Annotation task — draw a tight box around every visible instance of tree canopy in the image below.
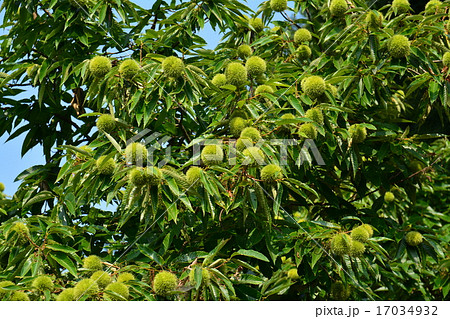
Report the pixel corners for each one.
[0,0,449,301]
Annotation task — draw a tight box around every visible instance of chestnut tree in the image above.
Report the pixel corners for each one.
[0,0,449,301]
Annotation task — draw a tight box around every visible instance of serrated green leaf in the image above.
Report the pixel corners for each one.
[49,251,77,277]
[231,249,269,262]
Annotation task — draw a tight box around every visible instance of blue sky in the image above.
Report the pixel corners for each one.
[0,0,285,195]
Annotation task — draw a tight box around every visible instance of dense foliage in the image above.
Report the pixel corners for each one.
[0,0,449,301]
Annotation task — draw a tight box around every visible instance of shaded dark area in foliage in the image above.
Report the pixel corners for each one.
[368,0,428,12]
